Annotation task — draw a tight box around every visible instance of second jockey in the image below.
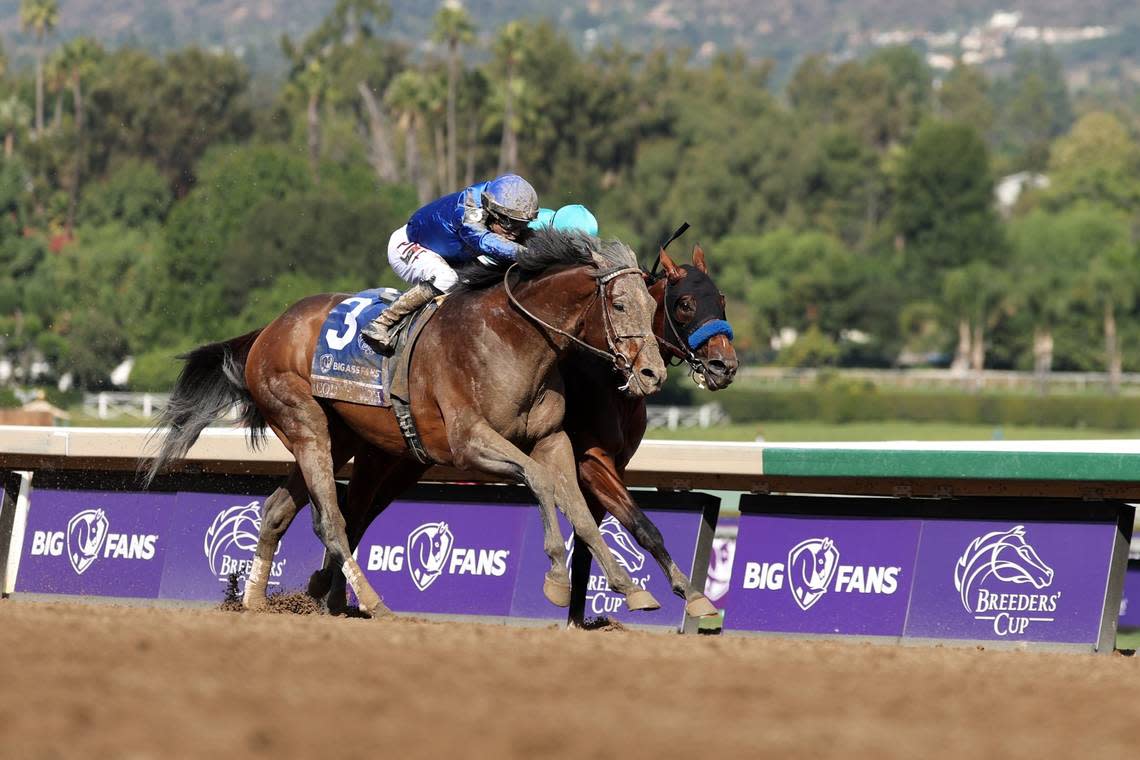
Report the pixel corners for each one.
[361,173,539,352]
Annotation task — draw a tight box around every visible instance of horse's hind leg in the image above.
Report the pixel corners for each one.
[244,466,309,610]
[246,414,360,611]
[319,456,429,614]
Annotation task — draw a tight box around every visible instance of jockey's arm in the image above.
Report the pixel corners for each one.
[456,189,526,263]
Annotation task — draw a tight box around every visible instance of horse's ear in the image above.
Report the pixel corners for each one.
[660,248,684,284]
[692,243,708,274]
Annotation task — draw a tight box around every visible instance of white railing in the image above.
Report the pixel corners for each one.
[737,367,1140,394]
[82,392,172,420]
[645,402,728,430]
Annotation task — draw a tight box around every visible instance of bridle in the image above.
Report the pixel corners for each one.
[502,262,651,390]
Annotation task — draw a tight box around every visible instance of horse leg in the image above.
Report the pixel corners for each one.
[578,448,717,617]
[447,418,574,606]
[260,384,390,618]
[530,432,660,612]
[247,413,360,611]
[320,454,428,614]
[243,465,309,611]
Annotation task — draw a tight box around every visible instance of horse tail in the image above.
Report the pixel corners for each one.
[141,328,266,487]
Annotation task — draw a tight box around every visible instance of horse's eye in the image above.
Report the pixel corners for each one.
[679,299,695,313]
[613,301,626,312]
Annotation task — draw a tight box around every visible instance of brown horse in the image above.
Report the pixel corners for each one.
[145,230,667,617]
[312,243,738,618]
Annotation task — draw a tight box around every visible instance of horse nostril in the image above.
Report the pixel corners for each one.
[640,367,662,387]
[708,359,738,378]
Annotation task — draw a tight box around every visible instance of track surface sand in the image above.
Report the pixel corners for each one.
[1,601,1137,759]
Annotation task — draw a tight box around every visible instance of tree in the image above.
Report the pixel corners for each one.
[20,0,58,140]
[432,1,475,190]
[54,36,105,233]
[892,120,1006,299]
[494,21,526,174]
[938,63,993,135]
[0,95,31,158]
[386,69,432,202]
[1045,112,1140,213]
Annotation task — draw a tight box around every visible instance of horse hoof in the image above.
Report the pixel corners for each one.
[543,577,572,608]
[685,595,718,618]
[626,589,661,612]
[243,596,268,612]
[364,600,394,620]
[306,569,333,600]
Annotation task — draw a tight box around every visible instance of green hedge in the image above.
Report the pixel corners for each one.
[717,386,1140,430]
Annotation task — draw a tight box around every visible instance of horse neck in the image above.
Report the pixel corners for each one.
[508,265,600,359]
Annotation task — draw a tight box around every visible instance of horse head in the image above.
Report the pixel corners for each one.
[653,244,738,390]
[510,229,665,397]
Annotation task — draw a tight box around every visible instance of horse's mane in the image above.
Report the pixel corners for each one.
[454,227,638,292]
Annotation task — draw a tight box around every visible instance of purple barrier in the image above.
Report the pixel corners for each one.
[16,489,174,598]
[704,518,736,609]
[354,498,529,616]
[509,491,719,629]
[725,515,920,636]
[158,492,327,602]
[904,520,1115,644]
[727,496,1132,651]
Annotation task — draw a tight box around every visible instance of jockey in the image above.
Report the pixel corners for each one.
[362,174,539,352]
[528,204,599,236]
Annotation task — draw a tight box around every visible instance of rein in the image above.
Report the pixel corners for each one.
[502,263,648,384]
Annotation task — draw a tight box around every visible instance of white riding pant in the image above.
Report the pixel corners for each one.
[387,225,459,293]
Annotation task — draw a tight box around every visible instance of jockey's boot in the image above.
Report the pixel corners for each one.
[361,282,439,355]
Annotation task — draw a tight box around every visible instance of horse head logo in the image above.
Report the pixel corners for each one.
[204,501,268,577]
[407,522,454,591]
[67,508,109,575]
[319,353,334,372]
[563,515,646,574]
[787,537,840,611]
[704,537,736,602]
[954,525,1054,612]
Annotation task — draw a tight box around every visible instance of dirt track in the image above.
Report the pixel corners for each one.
[1,601,1138,759]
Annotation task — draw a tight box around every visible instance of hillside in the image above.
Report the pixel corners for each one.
[0,0,1137,84]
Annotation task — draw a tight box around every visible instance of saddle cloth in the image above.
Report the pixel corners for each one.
[310,288,399,406]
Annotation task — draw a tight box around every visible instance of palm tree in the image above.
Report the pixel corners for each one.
[55,36,104,232]
[431,1,474,190]
[386,69,431,203]
[493,21,526,175]
[20,0,59,139]
[44,52,65,131]
[0,95,32,157]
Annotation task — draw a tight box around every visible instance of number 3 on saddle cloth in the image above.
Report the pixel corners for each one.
[310,287,441,412]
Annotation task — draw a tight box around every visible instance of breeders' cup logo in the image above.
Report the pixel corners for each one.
[67,509,109,575]
[204,502,285,585]
[319,353,334,372]
[407,522,455,591]
[563,516,652,615]
[705,536,736,603]
[564,516,646,574]
[954,525,1058,636]
[787,537,840,611]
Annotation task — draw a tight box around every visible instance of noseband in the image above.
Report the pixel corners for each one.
[502,263,650,388]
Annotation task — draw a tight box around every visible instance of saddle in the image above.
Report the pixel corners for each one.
[311,289,442,463]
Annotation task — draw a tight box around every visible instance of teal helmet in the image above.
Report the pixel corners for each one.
[528,204,598,236]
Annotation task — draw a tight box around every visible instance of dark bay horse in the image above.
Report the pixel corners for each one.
[314,244,738,618]
[145,230,667,617]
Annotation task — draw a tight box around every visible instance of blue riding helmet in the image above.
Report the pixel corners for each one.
[528,204,599,236]
[481,174,539,223]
